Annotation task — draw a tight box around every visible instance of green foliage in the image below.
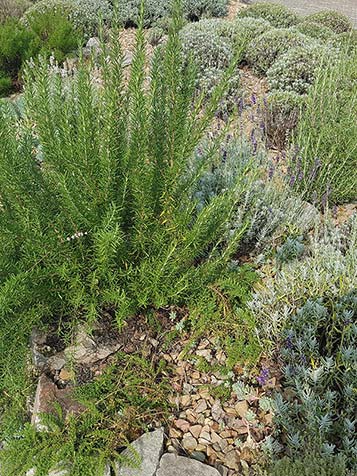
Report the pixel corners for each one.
[0,73,12,96]
[306,10,352,34]
[246,28,309,75]
[269,453,347,476]
[183,0,228,20]
[276,235,304,263]
[237,2,300,28]
[274,292,357,467]
[0,18,36,81]
[293,20,336,41]
[292,46,357,203]
[264,90,305,149]
[26,10,82,63]
[1,353,171,476]
[266,44,332,95]
[0,3,249,454]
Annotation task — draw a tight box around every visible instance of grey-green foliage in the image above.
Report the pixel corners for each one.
[264,90,305,148]
[293,20,336,40]
[191,16,272,43]
[246,28,309,75]
[116,0,228,27]
[180,22,241,112]
[274,292,357,467]
[269,453,347,476]
[266,44,332,95]
[180,22,233,72]
[23,0,113,36]
[276,235,305,263]
[306,10,353,33]
[237,2,300,28]
[191,138,318,253]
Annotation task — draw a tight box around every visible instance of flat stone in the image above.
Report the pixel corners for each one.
[31,375,86,431]
[182,434,198,452]
[156,454,221,476]
[115,428,164,476]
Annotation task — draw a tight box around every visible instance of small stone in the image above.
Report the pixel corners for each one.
[224,450,239,470]
[174,419,190,433]
[196,349,212,362]
[183,383,194,394]
[235,401,249,418]
[195,399,207,414]
[191,451,206,463]
[211,400,225,423]
[189,425,202,439]
[199,431,211,442]
[211,431,221,444]
[169,428,182,439]
[48,355,66,372]
[182,434,198,452]
[156,454,221,476]
[181,395,191,407]
[191,371,201,379]
[59,368,74,381]
[186,410,198,423]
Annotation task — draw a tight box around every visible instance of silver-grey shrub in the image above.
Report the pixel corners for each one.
[237,2,300,28]
[305,10,353,34]
[246,28,309,75]
[292,20,336,41]
[250,216,357,345]
[266,44,330,95]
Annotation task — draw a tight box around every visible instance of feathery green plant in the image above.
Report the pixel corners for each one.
[0,1,249,471]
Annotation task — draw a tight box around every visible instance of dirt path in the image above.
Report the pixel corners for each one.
[247,0,357,27]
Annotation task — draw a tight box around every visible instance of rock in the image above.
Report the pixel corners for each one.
[31,375,86,431]
[30,328,49,371]
[182,434,198,452]
[115,428,164,476]
[234,401,248,418]
[211,400,225,423]
[64,327,121,366]
[83,37,101,58]
[157,454,221,476]
[189,425,202,439]
[223,450,239,471]
[174,419,190,432]
[47,354,66,372]
[191,451,206,463]
[194,400,207,414]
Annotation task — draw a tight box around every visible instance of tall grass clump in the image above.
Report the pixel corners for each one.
[292,44,357,204]
[0,3,252,470]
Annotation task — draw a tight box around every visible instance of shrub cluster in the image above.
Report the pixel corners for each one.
[117,0,228,27]
[266,44,328,95]
[237,2,300,28]
[293,20,336,40]
[245,28,309,75]
[306,10,353,34]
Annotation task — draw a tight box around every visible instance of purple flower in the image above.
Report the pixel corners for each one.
[268,164,275,180]
[257,368,270,386]
[250,128,257,154]
[251,94,257,105]
[289,175,296,187]
[238,97,244,116]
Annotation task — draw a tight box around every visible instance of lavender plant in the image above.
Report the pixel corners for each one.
[293,20,336,41]
[274,292,357,467]
[264,90,305,149]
